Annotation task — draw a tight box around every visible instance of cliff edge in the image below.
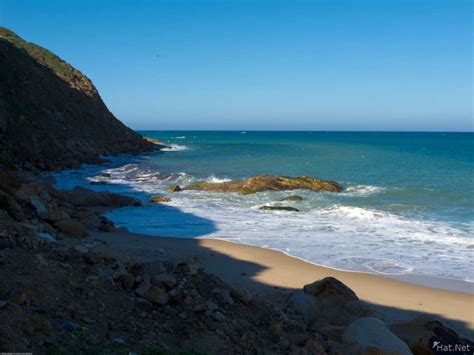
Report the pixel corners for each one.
[0,27,156,170]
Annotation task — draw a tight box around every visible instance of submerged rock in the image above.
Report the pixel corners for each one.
[260,205,300,212]
[166,185,182,193]
[280,195,303,201]
[185,175,342,194]
[149,195,172,203]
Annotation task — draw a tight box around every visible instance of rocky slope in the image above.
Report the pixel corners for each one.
[0,27,156,170]
[1,166,472,354]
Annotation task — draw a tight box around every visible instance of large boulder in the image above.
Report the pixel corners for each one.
[302,277,371,326]
[185,175,342,194]
[390,316,474,355]
[343,317,412,355]
[54,219,87,238]
[304,277,358,304]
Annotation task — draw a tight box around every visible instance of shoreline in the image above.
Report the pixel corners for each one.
[81,228,474,338]
[205,236,474,295]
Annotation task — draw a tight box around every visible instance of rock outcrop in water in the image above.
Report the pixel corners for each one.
[0,27,156,170]
[185,175,342,194]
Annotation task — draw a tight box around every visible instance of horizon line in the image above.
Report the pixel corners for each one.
[135,129,474,133]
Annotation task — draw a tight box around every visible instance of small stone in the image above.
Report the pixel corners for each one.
[193,304,208,313]
[134,298,153,311]
[120,273,135,290]
[54,219,87,238]
[146,287,169,305]
[221,289,234,305]
[35,317,52,332]
[8,290,27,305]
[150,273,177,289]
[112,336,125,344]
[305,339,326,354]
[83,252,100,265]
[5,303,23,316]
[178,312,188,319]
[81,317,96,324]
[98,223,116,232]
[36,254,48,266]
[207,302,218,312]
[59,320,79,331]
[163,306,178,316]
[212,311,226,322]
[187,264,199,275]
[271,321,284,339]
[35,232,57,243]
[281,195,303,201]
[135,281,151,298]
[74,245,90,254]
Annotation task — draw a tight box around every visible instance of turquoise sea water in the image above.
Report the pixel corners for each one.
[54,131,474,281]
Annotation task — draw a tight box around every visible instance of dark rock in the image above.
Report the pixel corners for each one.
[303,277,358,304]
[150,273,177,289]
[146,287,169,305]
[134,298,153,311]
[81,317,96,324]
[260,205,300,212]
[281,195,303,201]
[58,320,80,331]
[98,222,116,232]
[135,281,151,298]
[54,219,87,238]
[90,181,107,185]
[7,289,26,305]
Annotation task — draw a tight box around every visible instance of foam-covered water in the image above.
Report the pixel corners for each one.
[53,131,474,282]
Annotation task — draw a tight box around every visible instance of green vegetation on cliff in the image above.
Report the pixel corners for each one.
[0,26,96,96]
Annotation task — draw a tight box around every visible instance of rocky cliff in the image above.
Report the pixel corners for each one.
[0,27,156,170]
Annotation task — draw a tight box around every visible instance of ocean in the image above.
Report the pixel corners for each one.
[53,131,474,282]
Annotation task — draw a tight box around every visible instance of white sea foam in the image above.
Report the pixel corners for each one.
[206,175,231,183]
[342,184,387,196]
[52,161,474,282]
[107,188,473,281]
[161,144,189,152]
[174,136,186,139]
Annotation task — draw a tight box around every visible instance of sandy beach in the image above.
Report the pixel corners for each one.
[82,229,474,339]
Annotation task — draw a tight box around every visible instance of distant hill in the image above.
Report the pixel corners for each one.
[0,27,156,170]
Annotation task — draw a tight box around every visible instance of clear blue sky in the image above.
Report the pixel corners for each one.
[0,0,472,131]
